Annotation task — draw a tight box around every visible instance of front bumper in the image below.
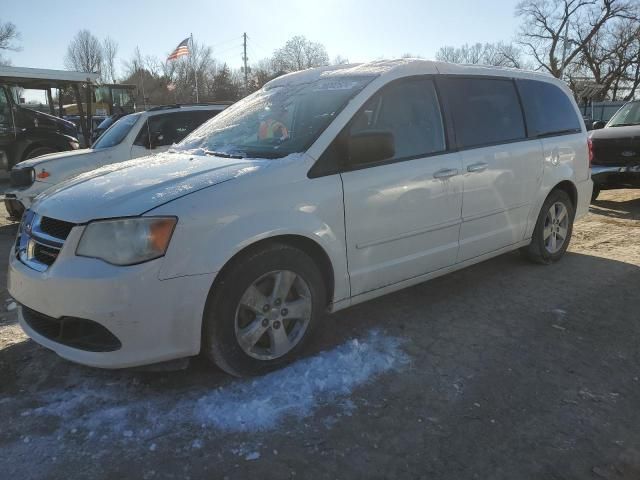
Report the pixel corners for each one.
[8,226,215,368]
[3,180,53,217]
[591,164,640,188]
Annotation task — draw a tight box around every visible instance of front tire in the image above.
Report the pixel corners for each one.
[591,185,601,202]
[202,243,327,377]
[520,189,575,265]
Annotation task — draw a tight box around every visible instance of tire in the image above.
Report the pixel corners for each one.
[24,146,57,160]
[202,243,327,377]
[591,185,601,202]
[520,189,575,265]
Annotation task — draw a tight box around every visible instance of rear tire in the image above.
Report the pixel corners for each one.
[24,146,57,160]
[520,189,575,265]
[202,243,327,377]
[591,185,601,202]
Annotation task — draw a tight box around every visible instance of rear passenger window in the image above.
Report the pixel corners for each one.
[517,80,581,137]
[440,78,526,149]
[350,78,446,160]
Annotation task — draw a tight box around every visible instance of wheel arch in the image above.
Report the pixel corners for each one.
[210,233,336,309]
[21,143,58,161]
[552,180,578,208]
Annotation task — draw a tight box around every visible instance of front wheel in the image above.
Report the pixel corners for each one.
[202,243,327,377]
[520,189,575,265]
[591,185,601,202]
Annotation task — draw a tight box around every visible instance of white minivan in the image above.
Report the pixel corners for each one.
[8,60,592,376]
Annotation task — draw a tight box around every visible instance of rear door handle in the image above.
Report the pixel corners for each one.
[467,162,488,173]
[433,168,459,179]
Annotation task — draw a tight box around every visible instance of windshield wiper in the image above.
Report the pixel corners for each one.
[203,150,245,159]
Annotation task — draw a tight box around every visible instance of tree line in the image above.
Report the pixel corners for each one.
[436,0,640,101]
[62,31,336,107]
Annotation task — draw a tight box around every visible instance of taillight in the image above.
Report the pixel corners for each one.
[587,137,593,167]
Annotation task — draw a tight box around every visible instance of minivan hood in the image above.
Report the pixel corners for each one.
[15,148,96,169]
[32,151,269,223]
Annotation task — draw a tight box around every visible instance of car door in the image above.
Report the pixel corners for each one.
[438,76,542,262]
[340,77,464,296]
[0,86,16,169]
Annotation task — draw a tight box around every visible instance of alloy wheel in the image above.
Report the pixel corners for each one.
[234,270,312,360]
[543,201,569,254]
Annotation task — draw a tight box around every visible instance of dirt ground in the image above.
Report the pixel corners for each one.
[0,189,639,480]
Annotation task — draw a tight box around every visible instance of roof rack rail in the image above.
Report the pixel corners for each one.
[147,101,235,112]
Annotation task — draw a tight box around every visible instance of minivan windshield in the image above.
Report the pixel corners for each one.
[607,101,640,127]
[175,75,375,158]
[92,113,141,149]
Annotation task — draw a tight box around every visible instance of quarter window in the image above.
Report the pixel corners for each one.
[440,77,526,149]
[517,79,581,137]
[350,78,446,161]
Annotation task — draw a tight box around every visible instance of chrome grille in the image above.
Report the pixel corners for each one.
[16,211,76,271]
[39,216,75,240]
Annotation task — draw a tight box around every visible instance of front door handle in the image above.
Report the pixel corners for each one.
[467,162,489,173]
[433,168,459,179]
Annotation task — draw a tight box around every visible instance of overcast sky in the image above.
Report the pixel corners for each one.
[6,0,521,73]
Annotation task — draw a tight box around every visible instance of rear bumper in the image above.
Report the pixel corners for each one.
[575,178,593,220]
[591,164,640,188]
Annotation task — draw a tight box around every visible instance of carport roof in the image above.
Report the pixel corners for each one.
[0,66,99,89]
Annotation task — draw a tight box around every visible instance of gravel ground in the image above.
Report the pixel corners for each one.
[0,189,639,480]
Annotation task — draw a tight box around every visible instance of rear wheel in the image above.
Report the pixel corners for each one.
[24,146,57,160]
[520,189,575,265]
[202,243,326,377]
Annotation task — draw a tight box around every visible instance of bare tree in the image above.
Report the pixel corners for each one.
[272,36,329,73]
[436,42,526,68]
[0,20,20,65]
[64,30,103,76]
[332,55,350,65]
[102,37,118,83]
[577,18,640,99]
[515,0,639,78]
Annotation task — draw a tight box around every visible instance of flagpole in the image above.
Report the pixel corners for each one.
[191,33,199,103]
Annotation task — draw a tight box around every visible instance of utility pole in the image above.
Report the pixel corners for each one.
[242,32,249,94]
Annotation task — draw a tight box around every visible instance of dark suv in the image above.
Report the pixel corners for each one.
[0,85,80,171]
[589,100,640,201]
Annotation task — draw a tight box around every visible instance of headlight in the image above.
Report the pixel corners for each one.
[76,217,177,266]
[69,140,80,150]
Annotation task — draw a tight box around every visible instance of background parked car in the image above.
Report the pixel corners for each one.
[0,84,79,173]
[4,103,229,218]
[589,100,640,201]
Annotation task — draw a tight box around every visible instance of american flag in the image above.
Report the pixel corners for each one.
[167,38,190,61]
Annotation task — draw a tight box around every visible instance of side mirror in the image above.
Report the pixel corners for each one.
[348,130,395,166]
[592,121,606,130]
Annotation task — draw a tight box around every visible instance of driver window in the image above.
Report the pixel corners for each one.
[134,114,177,149]
[350,78,446,160]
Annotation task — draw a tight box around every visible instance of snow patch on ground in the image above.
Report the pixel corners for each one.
[195,330,405,431]
[4,329,407,451]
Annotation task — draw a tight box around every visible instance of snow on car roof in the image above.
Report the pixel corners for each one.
[265,58,566,91]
